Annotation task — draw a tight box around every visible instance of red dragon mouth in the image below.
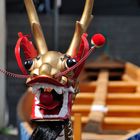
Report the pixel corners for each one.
[27,76,74,121]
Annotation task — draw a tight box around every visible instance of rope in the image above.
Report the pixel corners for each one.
[0,68,29,79]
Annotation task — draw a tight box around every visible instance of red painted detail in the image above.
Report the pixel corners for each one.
[91,33,106,47]
[15,32,38,75]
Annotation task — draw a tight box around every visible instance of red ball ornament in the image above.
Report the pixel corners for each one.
[91,33,106,48]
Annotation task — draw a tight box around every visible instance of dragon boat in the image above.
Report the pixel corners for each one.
[17,55,140,140]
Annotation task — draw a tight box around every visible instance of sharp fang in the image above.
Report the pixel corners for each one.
[54,88,63,95]
[32,88,37,94]
[32,83,75,95]
[68,86,75,93]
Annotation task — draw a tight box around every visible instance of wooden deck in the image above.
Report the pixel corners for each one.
[72,61,140,139]
[16,60,140,140]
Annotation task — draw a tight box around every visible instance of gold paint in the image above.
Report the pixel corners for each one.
[67,0,94,57]
[24,0,94,87]
[34,57,42,69]
[27,51,67,82]
[66,22,83,57]
[80,0,94,31]
[39,63,51,75]
[32,23,47,55]
[30,68,39,76]
[24,0,48,55]
[60,76,68,85]
[51,68,59,76]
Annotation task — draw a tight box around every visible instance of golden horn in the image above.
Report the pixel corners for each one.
[24,0,48,55]
[66,0,94,57]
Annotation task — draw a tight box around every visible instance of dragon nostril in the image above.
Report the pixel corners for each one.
[24,60,33,70]
[66,58,77,67]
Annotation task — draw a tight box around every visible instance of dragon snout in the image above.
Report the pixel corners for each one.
[39,63,52,75]
[39,63,59,77]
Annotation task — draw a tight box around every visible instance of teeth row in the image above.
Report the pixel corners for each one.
[32,83,74,95]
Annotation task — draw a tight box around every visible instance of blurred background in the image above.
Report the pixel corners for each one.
[1,0,140,138]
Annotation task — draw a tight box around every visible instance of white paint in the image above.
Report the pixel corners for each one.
[91,105,108,113]
[0,0,8,127]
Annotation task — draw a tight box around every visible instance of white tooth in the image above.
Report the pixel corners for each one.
[32,89,35,93]
[68,86,74,93]
[51,85,55,90]
[58,89,63,94]
[32,89,38,94]
[53,87,57,92]
[35,85,39,90]
[36,91,40,100]
[45,84,49,89]
[44,83,47,88]
[55,88,62,94]
[36,90,40,95]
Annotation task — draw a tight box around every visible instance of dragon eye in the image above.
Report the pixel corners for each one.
[66,58,77,67]
[24,60,33,70]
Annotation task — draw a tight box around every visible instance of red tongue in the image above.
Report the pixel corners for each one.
[39,92,60,110]
[40,93,53,106]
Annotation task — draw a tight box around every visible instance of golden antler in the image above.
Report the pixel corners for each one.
[24,0,48,55]
[66,0,94,57]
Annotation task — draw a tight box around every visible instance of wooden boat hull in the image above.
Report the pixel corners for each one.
[17,61,140,140]
[17,91,33,140]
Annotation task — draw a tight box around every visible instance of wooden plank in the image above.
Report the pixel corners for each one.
[76,92,140,99]
[108,81,137,86]
[73,114,81,140]
[82,133,123,140]
[89,70,109,119]
[104,117,140,125]
[84,70,109,132]
[72,116,140,125]
[74,92,140,105]
[72,105,140,112]
[137,70,140,81]
[122,74,140,92]
[81,71,123,78]
[72,105,140,117]
[108,105,140,112]
[122,74,136,82]
[72,116,88,124]
[107,93,140,106]
[85,61,124,70]
[125,62,140,81]
[79,82,96,92]
[107,105,140,117]
[79,81,137,93]
[108,82,137,93]
[103,124,140,131]
[74,93,94,104]
[72,116,140,130]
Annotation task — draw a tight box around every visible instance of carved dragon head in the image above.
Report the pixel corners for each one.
[14,0,105,121]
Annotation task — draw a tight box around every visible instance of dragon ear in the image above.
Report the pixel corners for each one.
[15,32,38,74]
